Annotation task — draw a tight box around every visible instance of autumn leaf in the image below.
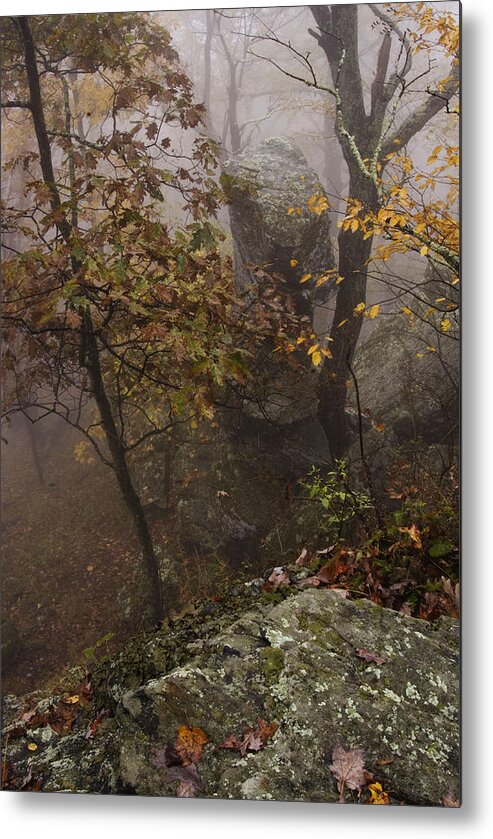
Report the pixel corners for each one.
[27,742,38,752]
[165,764,205,798]
[62,694,80,705]
[366,304,380,319]
[296,575,321,588]
[368,782,390,805]
[398,523,422,549]
[317,557,348,584]
[219,719,278,756]
[174,725,209,765]
[300,273,312,283]
[290,259,298,267]
[311,351,322,367]
[329,743,367,802]
[355,649,386,665]
[266,566,290,587]
[353,301,366,316]
[442,791,460,807]
[295,547,309,566]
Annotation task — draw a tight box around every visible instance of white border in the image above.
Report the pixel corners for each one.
[2,1,492,836]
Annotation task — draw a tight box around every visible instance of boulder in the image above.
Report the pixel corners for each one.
[223,137,335,322]
[3,578,459,805]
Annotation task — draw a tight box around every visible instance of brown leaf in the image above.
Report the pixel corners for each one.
[219,718,278,756]
[355,648,386,665]
[295,547,309,566]
[442,791,460,807]
[317,557,347,584]
[267,566,290,587]
[329,743,367,802]
[165,763,205,797]
[85,710,109,739]
[296,576,320,588]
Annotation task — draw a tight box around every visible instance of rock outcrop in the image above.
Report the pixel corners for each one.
[3,574,460,805]
[223,137,335,322]
[143,139,337,579]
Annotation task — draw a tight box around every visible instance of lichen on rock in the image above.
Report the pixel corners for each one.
[3,578,459,806]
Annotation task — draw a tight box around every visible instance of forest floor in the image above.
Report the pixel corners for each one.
[1,417,170,696]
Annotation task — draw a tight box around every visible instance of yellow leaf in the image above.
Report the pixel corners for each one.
[401,306,414,320]
[368,782,390,805]
[335,275,344,285]
[350,219,359,233]
[420,245,429,256]
[300,273,312,283]
[63,694,80,705]
[290,259,298,267]
[440,318,452,332]
[27,743,38,751]
[353,302,365,316]
[296,336,305,345]
[307,344,319,355]
[287,207,302,216]
[311,350,323,367]
[367,304,380,319]
[337,319,349,328]
[321,347,333,359]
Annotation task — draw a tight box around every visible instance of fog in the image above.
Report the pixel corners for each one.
[1,4,459,696]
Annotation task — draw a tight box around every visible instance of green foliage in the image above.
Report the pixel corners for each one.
[301,462,371,541]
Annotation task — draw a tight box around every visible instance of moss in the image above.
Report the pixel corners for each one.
[261,647,285,686]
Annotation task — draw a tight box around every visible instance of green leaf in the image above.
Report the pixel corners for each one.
[428,540,454,558]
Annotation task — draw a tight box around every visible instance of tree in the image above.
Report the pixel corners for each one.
[1,12,248,622]
[309,3,459,457]
[250,3,459,457]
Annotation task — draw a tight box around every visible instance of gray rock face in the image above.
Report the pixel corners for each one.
[353,313,459,447]
[158,139,336,568]
[3,583,459,805]
[224,137,335,321]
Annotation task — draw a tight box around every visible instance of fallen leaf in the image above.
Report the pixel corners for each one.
[442,791,460,807]
[86,564,94,572]
[317,557,348,584]
[295,547,309,566]
[267,566,290,587]
[219,718,278,757]
[329,743,367,802]
[376,758,394,766]
[368,781,390,805]
[165,763,205,797]
[174,725,209,766]
[27,742,38,752]
[85,710,109,739]
[398,523,422,549]
[296,576,321,588]
[330,588,350,599]
[62,694,80,705]
[216,490,229,497]
[355,649,386,665]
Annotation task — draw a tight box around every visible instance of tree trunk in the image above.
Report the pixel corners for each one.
[309,4,458,459]
[18,15,163,624]
[83,318,163,621]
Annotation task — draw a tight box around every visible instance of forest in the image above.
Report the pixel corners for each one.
[1,3,460,804]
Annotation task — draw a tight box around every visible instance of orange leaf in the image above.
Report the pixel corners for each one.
[174,725,209,765]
